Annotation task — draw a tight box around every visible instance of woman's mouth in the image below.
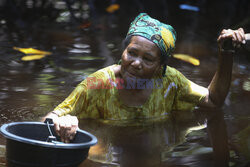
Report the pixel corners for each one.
[126,71,139,78]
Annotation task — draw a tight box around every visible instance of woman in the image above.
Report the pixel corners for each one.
[44,13,246,143]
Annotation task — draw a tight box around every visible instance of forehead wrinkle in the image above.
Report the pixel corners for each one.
[129,36,160,58]
[128,45,156,59]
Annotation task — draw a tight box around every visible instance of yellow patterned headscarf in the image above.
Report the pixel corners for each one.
[127,13,176,58]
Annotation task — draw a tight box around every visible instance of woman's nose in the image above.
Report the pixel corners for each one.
[131,58,142,69]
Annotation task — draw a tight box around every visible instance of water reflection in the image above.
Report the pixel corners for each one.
[68,48,91,54]
[77,109,230,167]
[243,78,250,91]
[80,118,184,167]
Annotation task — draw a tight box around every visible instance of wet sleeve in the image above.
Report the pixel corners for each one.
[52,81,89,117]
[52,69,109,118]
[172,70,208,111]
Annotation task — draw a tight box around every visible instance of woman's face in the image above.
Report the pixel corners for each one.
[120,36,161,80]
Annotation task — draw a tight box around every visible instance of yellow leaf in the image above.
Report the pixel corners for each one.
[21,55,46,61]
[106,4,120,13]
[173,54,200,66]
[13,47,52,55]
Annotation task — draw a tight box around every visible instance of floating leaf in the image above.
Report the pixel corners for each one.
[13,47,52,55]
[186,124,206,135]
[21,55,46,61]
[106,4,120,13]
[173,54,200,66]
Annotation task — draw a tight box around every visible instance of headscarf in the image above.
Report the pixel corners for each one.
[126,13,177,61]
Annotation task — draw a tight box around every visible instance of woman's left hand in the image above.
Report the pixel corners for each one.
[54,115,79,143]
[42,113,79,143]
[217,28,246,51]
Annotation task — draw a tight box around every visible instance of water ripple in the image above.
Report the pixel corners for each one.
[12,87,29,92]
[68,48,91,54]
[73,43,90,49]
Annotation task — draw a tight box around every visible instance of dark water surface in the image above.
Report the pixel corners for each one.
[0,0,250,167]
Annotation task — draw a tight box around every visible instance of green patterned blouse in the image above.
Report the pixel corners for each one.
[53,65,207,120]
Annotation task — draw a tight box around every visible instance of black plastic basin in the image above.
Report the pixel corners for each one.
[0,121,97,167]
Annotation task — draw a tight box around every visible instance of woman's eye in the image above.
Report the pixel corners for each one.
[144,57,153,62]
[128,51,136,57]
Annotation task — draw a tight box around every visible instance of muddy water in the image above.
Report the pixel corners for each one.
[0,0,250,167]
[77,112,225,167]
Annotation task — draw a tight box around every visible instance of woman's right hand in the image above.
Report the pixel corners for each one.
[43,112,79,143]
[217,28,246,51]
